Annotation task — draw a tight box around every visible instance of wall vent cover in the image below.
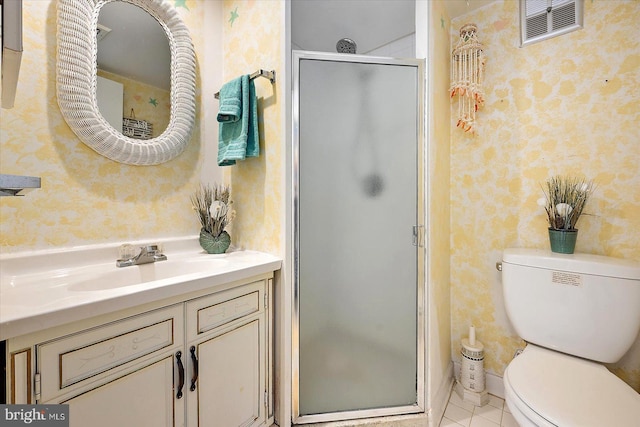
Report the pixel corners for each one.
[520,0,583,46]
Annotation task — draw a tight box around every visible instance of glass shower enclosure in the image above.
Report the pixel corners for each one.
[292,51,425,424]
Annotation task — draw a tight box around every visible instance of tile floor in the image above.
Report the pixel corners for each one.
[439,388,519,427]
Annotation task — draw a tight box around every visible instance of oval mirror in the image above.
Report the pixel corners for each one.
[57,0,196,165]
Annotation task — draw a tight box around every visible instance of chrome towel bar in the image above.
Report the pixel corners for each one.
[214,69,276,99]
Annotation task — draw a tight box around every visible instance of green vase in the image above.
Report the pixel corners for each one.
[548,228,578,254]
[199,229,231,254]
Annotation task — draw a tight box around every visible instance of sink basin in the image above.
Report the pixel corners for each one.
[1,256,228,293]
[68,257,229,291]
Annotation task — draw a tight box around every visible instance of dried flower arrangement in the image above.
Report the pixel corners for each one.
[538,176,594,230]
[191,183,235,253]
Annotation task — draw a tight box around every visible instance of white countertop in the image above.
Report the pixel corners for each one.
[0,237,282,341]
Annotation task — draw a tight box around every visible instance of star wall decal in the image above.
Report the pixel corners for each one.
[174,0,188,10]
[229,7,239,27]
[149,98,158,107]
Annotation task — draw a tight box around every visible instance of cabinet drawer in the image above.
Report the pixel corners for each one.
[187,280,265,340]
[37,304,182,402]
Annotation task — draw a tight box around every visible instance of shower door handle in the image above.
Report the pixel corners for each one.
[412,225,424,247]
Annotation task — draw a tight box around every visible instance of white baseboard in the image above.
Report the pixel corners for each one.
[453,361,504,399]
[430,361,454,427]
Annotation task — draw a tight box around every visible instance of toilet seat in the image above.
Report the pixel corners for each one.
[504,344,640,427]
[504,371,554,427]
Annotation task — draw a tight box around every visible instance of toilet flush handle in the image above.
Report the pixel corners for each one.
[496,261,502,271]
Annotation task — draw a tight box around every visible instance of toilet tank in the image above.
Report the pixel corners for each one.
[502,248,640,363]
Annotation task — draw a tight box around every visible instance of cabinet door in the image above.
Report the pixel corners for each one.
[37,304,182,403]
[63,355,183,427]
[191,319,265,427]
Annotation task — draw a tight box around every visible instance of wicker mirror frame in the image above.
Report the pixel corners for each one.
[56,0,196,165]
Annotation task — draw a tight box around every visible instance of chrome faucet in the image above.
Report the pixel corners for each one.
[116,244,167,268]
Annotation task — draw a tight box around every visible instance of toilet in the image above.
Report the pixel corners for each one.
[501,248,640,427]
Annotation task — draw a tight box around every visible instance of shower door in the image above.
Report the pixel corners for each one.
[293,51,424,424]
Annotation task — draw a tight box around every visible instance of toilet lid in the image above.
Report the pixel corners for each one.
[505,345,640,427]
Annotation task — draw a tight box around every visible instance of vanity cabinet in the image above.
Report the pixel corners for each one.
[5,273,274,427]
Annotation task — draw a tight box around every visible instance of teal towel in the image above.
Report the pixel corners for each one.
[216,77,242,123]
[217,75,260,166]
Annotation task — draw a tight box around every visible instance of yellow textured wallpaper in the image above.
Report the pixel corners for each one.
[0,0,208,252]
[450,0,640,390]
[221,0,284,256]
[429,0,452,389]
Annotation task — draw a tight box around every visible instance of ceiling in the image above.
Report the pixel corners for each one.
[292,0,415,54]
[291,0,498,54]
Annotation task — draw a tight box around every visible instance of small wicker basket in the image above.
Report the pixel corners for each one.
[123,110,153,140]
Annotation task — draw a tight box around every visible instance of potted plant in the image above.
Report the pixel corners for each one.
[191,183,235,254]
[538,175,594,254]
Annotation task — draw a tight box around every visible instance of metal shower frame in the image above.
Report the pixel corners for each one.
[291,50,426,425]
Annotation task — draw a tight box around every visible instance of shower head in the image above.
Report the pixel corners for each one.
[336,38,357,54]
[362,173,384,197]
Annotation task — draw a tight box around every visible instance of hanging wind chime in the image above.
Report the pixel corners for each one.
[450,23,486,133]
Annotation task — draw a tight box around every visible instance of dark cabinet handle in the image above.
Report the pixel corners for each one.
[190,345,199,392]
[176,351,185,399]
